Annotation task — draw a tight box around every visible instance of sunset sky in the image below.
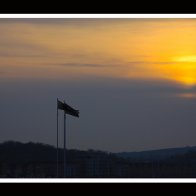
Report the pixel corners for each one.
[1,18,196,152]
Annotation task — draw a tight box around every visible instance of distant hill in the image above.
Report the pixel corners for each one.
[1,141,196,177]
[116,146,196,162]
[0,141,125,178]
[0,141,115,164]
[0,141,56,164]
[1,141,196,164]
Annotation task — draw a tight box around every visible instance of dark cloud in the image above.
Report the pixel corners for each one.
[0,18,145,25]
[58,63,116,68]
[0,40,57,59]
[57,61,175,69]
[1,18,196,26]
[0,18,133,28]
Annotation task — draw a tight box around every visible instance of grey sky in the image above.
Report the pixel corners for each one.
[0,77,196,152]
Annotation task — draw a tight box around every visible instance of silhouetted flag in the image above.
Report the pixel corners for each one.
[57,100,79,117]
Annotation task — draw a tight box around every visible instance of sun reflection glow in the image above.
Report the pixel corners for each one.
[175,93,196,99]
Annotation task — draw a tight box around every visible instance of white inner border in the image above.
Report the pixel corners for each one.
[0,14,196,183]
[0,178,196,183]
[0,14,196,18]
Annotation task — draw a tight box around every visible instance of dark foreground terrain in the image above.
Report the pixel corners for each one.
[1,141,196,178]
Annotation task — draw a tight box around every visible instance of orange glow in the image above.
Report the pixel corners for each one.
[1,19,196,86]
[159,62,196,86]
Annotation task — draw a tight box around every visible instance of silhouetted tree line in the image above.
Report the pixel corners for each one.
[0,141,196,178]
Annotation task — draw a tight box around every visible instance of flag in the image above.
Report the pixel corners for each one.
[57,99,79,117]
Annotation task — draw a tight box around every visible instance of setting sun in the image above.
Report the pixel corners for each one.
[174,56,196,63]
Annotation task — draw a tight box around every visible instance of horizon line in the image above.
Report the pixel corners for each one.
[1,140,195,154]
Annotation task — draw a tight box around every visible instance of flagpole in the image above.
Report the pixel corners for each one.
[56,99,78,178]
[64,101,67,178]
[56,98,59,178]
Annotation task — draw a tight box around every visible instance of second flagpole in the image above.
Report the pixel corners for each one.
[64,101,67,178]
[57,98,59,178]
